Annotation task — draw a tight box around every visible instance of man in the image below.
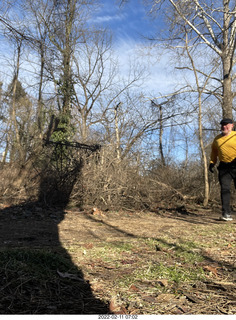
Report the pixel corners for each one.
[209,118,236,221]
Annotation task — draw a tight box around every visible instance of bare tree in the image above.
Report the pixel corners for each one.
[33,0,97,141]
[151,100,168,166]
[71,29,116,142]
[114,102,122,161]
[145,0,236,118]
[7,36,25,163]
[23,0,50,138]
[181,29,219,205]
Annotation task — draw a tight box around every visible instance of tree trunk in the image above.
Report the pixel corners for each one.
[37,42,45,138]
[222,54,233,119]
[10,40,24,163]
[198,96,209,206]
[185,31,210,205]
[114,103,121,161]
[159,104,165,166]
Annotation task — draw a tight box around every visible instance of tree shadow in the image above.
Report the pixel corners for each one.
[84,213,236,273]
[151,205,236,225]
[0,145,109,314]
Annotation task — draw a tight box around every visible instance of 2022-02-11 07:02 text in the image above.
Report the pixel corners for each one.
[98,315,138,319]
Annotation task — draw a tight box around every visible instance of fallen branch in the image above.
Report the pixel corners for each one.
[150,179,195,201]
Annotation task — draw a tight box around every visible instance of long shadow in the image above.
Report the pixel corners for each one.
[0,146,109,314]
[151,206,236,225]
[85,213,236,272]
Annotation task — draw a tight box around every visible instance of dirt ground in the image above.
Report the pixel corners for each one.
[0,203,235,314]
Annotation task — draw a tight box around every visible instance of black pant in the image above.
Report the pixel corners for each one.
[218,162,236,214]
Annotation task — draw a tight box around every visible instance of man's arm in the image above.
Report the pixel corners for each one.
[209,139,218,172]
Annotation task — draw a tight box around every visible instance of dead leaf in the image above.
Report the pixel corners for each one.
[57,270,85,281]
[92,207,105,216]
[183,292,200,303]
[109,297,127,314]
[129,284,140,292]
[156,293,175,302]
[109,298,118,313]
[158,279,168,287]
[84,243,93,249]
[203,265,219,277]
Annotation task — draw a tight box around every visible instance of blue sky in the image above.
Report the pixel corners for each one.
[91,0,177,96]
[94,0,158,42]
[0,0,173,95]
[91,2,203,162]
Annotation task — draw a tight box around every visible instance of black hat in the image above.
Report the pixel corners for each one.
[220,118,233,125]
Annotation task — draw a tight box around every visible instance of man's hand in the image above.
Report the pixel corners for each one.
[209,163,215,173]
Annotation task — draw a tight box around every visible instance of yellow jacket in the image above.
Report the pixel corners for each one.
[210,131,236,164]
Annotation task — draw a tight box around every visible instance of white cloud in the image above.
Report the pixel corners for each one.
[93,13,124,24]
[112,38,179,96]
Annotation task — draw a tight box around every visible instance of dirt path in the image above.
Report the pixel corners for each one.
[59,207,226,243]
